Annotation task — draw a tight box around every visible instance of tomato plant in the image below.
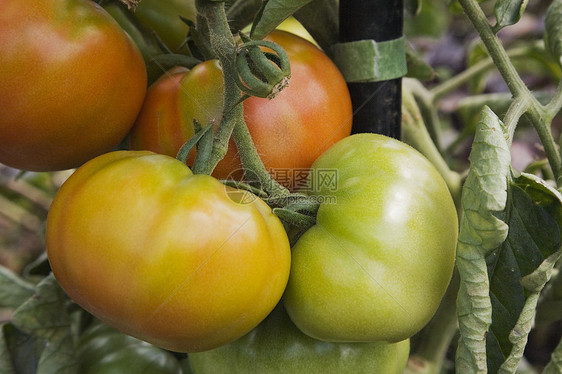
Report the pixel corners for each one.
[189,304,410,373]
[77,321,184,373]
[0,0,147,172]
[3,1,562,373]
[129,30,352,189]
[283,133,458,343]
[45,150,291,353]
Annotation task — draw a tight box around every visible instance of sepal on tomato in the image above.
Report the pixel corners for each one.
[235,35,291,99]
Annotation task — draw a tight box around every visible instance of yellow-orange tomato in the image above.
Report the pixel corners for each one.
[46,151,291,352]
[129,30,352,189]
[0,0,147,171]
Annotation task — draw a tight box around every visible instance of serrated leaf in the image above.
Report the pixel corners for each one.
[250,0,314,40]
[11,275,78,374]
[486,184,561,373]
[0,266,35,309]
[545,0,562,66]
[494,0,528,32]
[455,107,511,374]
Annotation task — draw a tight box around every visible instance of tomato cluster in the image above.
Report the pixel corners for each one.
[1,0,459,372]
[129,30,353,190]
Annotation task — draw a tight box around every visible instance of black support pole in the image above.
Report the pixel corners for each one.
[339,0,403,139]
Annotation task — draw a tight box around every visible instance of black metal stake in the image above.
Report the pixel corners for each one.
[340,0,404,139]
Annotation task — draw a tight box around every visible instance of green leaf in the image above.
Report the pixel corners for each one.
[499,249,562,373]
[494,0,528,32]
[545,0,562,66]
[0,324,43,374]
[513,172,562,231]
[455,106,511,374]
[404,0,450,38]
[250,0,314,40]
[177,123,213,165]
[536,266,562,325]
[485,184,561,373]
[11,275,78,374]
[544,336,562,374]
[0,266,35,309]
[405,43,436,81]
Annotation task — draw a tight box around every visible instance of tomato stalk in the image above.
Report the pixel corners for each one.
[458,0,562,183]
[402,80,462,211]
[192,0,239,176]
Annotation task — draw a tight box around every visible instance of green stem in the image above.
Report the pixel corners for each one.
[458,0,562,181]
[503,96,532,148]
[402,79,462,211]
[405,78,445,151]
[430,47,532,102]
[230,117,292,205]
[194,0,238,174]
[193,0,319,214]
[544,79,562,122]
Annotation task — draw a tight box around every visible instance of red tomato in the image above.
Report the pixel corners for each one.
[129,30,352,189]
[0,0,147,171]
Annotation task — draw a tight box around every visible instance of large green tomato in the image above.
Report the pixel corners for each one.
[189,304,410,373]
[284,133,458,343]
[77,322,183,374]
[0,0,147,171]
[46,151,291,352]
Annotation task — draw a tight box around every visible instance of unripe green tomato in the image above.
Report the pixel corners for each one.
[46,151,291,352]
[77,322,183,374]
[284,133,458,343]
[134,0,196,50]
[189,304,410,373]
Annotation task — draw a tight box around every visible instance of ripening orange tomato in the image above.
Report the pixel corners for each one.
[129,30,352,189]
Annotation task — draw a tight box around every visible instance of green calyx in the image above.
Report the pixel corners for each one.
[234,37,291,99]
